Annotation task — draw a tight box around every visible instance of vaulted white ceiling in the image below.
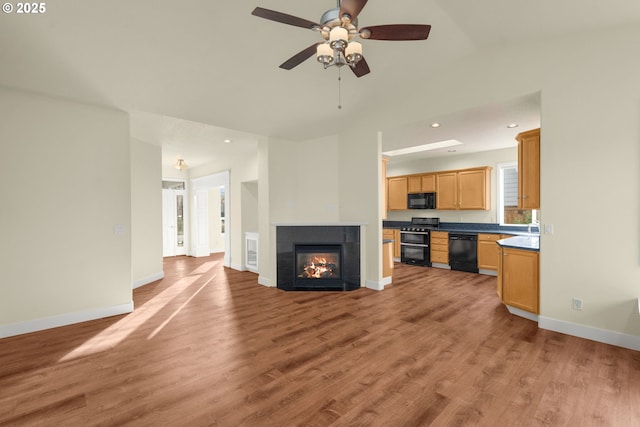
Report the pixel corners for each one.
[2,1,639,168]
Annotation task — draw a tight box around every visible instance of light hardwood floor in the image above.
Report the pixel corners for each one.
[1,253,640,426]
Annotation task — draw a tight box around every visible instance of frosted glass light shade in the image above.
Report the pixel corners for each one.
[316,43,334,64]
[329,27,348,43]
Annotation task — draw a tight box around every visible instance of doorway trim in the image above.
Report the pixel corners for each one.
[191,171,231,267]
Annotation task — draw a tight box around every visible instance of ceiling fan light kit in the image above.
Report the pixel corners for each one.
[251,0,431,78]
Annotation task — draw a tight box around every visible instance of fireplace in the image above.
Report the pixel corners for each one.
[294,244,342,289]
[277,225,360,291]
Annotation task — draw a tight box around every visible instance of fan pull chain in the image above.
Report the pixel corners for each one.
[337,68,342,110]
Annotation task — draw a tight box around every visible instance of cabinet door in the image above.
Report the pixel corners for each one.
[407,175,422,193]
[477,234,500,270]
[387,177,408,210]
[436,172,457,209]
[502,248,539,314]
[517,129,540,209]
[393,229,401,258]
[458,169,490,210]
[421,174,436,192]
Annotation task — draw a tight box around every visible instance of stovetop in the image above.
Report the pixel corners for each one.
[402,217,440,232]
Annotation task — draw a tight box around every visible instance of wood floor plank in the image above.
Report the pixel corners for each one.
[2,254,640,426]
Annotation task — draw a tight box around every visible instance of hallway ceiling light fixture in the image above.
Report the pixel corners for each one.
[175,158,189,171]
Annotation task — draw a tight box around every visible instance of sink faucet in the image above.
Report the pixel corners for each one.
[527,220,539,234]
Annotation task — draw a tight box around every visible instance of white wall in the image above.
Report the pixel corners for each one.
[386,147,518,223]
[0,87,132,337]
[258,135,342,287]
[131,138,163,288]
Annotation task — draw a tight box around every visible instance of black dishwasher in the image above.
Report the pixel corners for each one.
[449,233,478,273]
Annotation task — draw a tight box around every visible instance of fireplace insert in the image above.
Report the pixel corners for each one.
[294,244,343,290]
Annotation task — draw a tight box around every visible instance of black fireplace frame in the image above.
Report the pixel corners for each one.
[276,225,360,292]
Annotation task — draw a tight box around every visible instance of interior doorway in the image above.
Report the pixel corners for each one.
[162,180,187,257]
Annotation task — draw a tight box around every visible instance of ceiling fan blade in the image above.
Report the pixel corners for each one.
[340,0,368,20]
[350,57,370,78]
[280,43,323,70]
[361,24,431,41]
[252,7,321,30]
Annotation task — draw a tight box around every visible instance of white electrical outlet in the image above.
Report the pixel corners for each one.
[572,298,583,311]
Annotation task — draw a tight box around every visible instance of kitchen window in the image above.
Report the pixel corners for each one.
[497,162,538,226]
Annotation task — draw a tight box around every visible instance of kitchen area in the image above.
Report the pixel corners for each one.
[382,128,541,320]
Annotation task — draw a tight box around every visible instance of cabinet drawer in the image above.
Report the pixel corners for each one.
[431,237,448,246]
[478,233,500,242]
[431,243,448,252]
[431,231,449,239]
[431,251,449,263]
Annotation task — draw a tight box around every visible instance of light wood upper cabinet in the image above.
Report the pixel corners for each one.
[501,247,539,314]
[387,176,408,210]
[407,175,422,193]
[436,167,491,210]
[407,173,436,193]
[516,128,540,209]
[421,174,436,192]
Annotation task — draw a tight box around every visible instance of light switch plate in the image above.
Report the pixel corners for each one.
[544,224,554,235]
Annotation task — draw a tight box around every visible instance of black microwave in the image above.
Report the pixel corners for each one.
[407,192,436,209]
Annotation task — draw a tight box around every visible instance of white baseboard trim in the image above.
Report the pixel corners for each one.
[258,276,274,287]
[132,271,164,289]
[538,316,640,352]
[365,276,392,291]
[506,305,539,322]
[0,302,134,339]
[229,263,246,271]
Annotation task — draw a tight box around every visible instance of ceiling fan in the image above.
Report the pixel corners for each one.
[251,0,431,78]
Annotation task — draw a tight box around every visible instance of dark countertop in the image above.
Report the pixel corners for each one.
[383,220,540,251]
[383,220,539,235]
[383,239,394,244]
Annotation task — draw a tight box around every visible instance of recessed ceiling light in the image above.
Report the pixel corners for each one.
[507,123,519,129]
[431,122,441,128]
[382,139,463,157]
[224,139,232,143]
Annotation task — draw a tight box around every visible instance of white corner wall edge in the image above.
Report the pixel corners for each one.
[538,316,640,352]
[0,302,134,339]
[229,263,246,271]
[258,276,273,287]
[365,277,392,291]
[132,271,164,289]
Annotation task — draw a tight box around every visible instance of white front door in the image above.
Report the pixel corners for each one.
[162,188,187,257]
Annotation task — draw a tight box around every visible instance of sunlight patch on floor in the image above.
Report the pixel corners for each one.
[147,274,216,339]
[58,274,203,362]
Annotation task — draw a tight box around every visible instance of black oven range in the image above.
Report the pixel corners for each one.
[400,217,440,266]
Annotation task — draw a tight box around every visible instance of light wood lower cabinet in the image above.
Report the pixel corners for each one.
[383,228,401,259]
[430,231,449,265]
[499,247,539,314]
[477,233,500,271]
[382,241,393,277]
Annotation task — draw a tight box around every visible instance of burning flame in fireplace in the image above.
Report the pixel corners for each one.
[299,256,338,279]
